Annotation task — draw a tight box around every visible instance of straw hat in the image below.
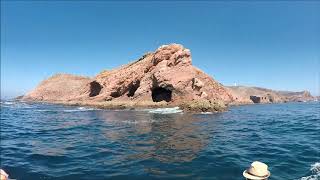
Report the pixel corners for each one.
[243,161,270,180]
[0,169,8,180]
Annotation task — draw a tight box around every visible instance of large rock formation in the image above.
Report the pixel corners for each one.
[22,44,315,110]
[23,44,233,111]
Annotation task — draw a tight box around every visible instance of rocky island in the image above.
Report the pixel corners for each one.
[22,44,316,112]
[226,86,315,104]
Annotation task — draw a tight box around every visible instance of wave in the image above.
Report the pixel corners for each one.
[147,107,183,114]
[300,162,320,180]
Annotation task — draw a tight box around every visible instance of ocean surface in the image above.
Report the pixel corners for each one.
[0,100,319,180]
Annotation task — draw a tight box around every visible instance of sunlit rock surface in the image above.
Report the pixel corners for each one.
[23,44,233,112]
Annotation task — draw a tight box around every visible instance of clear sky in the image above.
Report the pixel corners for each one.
[1,1,320,99]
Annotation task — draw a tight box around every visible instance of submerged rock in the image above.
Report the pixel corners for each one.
[180,100,227,113]
[22,44,233,112]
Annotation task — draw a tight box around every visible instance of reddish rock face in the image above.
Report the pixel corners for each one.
[93,44,233,104]
[23,44,234,105]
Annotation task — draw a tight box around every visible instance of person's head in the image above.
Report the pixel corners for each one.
[243,161,270,180]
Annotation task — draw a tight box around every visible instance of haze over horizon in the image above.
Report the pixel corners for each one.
[1,1,320,99]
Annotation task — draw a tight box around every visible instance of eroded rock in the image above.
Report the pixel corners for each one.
[22,44,234,111]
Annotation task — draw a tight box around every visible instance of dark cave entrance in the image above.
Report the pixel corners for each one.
[127,80,140,97]
[250,96,261,103]
[152,87,172,102]
[89,81,102,97]
[110,91,121,98]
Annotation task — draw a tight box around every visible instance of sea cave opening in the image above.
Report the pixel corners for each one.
[152,87,172,102]
[250,96,261,103]
[89,81,102,97]
[127,80,140,97]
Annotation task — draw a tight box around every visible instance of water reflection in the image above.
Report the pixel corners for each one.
[98,110,210,163]
[2,101,319,179]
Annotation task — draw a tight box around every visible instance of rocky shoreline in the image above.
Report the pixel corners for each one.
[18,99,228,113]
[21,44,316,112]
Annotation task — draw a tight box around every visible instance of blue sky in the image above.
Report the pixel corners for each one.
[1,1,319,98]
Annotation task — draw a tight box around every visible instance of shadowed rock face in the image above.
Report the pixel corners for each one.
[89,81,103,97]
[22,44,233,108]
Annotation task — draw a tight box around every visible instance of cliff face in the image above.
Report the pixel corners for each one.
[23,44,233,110]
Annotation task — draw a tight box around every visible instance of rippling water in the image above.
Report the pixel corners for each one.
[1,100,319,180]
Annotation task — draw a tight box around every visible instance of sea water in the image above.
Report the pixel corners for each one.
[0,100,319,180]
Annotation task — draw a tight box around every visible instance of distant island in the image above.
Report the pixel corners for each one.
[21,44,316,112]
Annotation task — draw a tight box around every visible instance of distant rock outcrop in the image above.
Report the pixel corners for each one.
[23,44,233,112]
[226,86,315,104]
[277,90,315,102]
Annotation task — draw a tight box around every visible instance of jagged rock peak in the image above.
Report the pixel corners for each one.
[153,43,192,66]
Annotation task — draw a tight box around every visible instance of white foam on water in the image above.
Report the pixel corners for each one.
[147,107,183,114]
[62,109,87,112]
[300,162,320,180]
[121,119,155,124]
[311,163,320,173]
[1,101,34,109]
[35,109,54,112]
[1,101,14,105]
[200,112,213,114]
[63,107,97,112]
[0,101,13,108]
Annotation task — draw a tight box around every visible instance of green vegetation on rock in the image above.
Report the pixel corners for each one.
[180,100,227,112]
